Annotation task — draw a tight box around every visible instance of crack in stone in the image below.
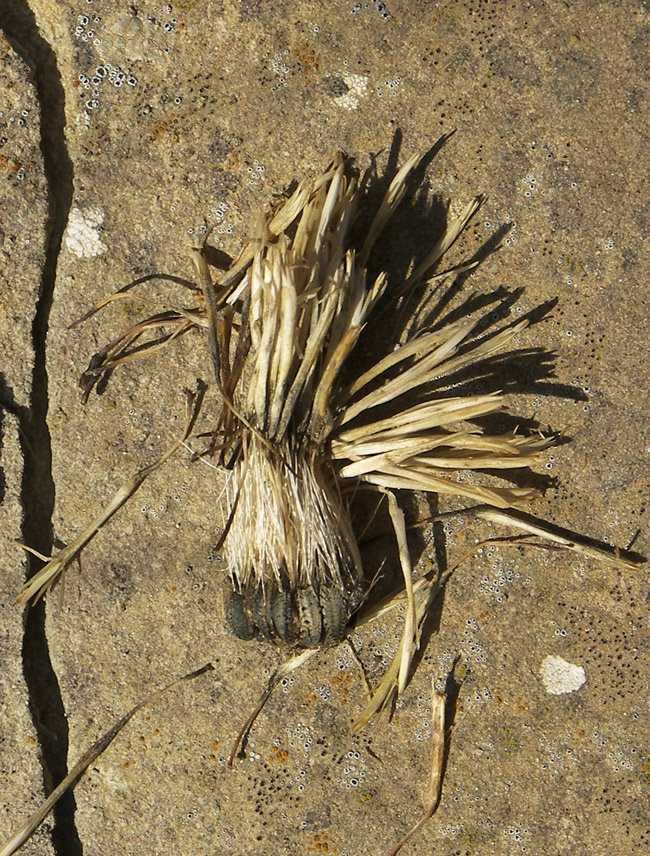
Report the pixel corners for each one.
[0,2,79,854]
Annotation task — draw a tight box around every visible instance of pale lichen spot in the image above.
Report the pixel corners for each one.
[65,207,108,259]
[334,71,369,110]
[539,654,586,695]
[99,9,171,63]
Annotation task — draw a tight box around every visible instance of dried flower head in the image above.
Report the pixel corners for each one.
[19,138,636,662]
[24,142,559,646]
[10,140,641,856]
[194,150,555,648]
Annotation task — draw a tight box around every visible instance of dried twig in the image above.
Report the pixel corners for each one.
[434,504,639,571]
[227,649,316,766]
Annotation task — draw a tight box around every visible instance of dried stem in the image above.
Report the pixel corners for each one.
[0,664,214,856]
[15,386,204,604]
[227,649,316,766]
[387,678,447,856]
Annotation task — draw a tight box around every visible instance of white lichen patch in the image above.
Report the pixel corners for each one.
[65,207,107,259]
[334,71,369,110]
[98,9,171,63]
[539,655,586,695]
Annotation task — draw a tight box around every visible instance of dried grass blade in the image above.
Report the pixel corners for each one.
[267,265,299,434]
[352,493,420,732]
[425,257,479,286]
[268,167,336,236]
[339,435,458,480]
[359,153,420,268]
[276,281,339,438]
[361,270,391,320]
[228,649,316,766]
[351,577,440,733]
[324,255,364,358]
[314,156,345,254]
[191,247,223,388]
[387,679,447,856]
[81,318,194,401]
[0,664,214,856]
[217,177,321,297]
[460,505,642,570]
[77,292,208,332]
[387,493,418,694]
[347,324,470,399]
[360,469,540,508]
[409,451,546,470]
[310,326,363,439]
[341,321,473,424]
[15,388,203,605]
[430,319,530,381]
[336,430,550,466]
[79,311,191,399]
[403,194,484,291]
[354,576,434,627]
[252,270,280,425]
[351,642,401,733]
[69,273,201,329]
[336,394,504,443]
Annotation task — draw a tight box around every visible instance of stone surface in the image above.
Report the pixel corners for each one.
[1,1,649,855]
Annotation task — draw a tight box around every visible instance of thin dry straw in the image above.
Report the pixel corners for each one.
[15,386,204,604]
[435,504,639,571]
[0,664,214,856]
[227,649,316,766]
[352,492,421,732]
[387,678,447,856]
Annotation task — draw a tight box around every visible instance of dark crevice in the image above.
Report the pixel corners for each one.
[0,3,79,854]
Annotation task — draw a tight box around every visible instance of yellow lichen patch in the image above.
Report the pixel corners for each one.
[0,154,22,173]
[224,151,240,170]
[267,747,289,764]
[498,726,520,754]
[514,696,529,714]
[291,41,320,84]
[306,831,337,854]
[330,670,354,703]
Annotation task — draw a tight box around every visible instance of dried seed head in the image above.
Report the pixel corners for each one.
[295,586,323,647]
[223,586,255,641]
[210,150,554,648]
[318,585,348,645]
[49,143,561,648]
[223,431,363,647]
[270,589,294,645]
[225,434,362,587]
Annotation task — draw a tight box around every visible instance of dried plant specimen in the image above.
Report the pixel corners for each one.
[10,137,641,856]
[18,138,635,695]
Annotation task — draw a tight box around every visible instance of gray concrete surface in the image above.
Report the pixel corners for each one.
[1,1,648,854]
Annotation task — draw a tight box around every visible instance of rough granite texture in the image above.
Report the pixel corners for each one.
[1,2,648,855]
